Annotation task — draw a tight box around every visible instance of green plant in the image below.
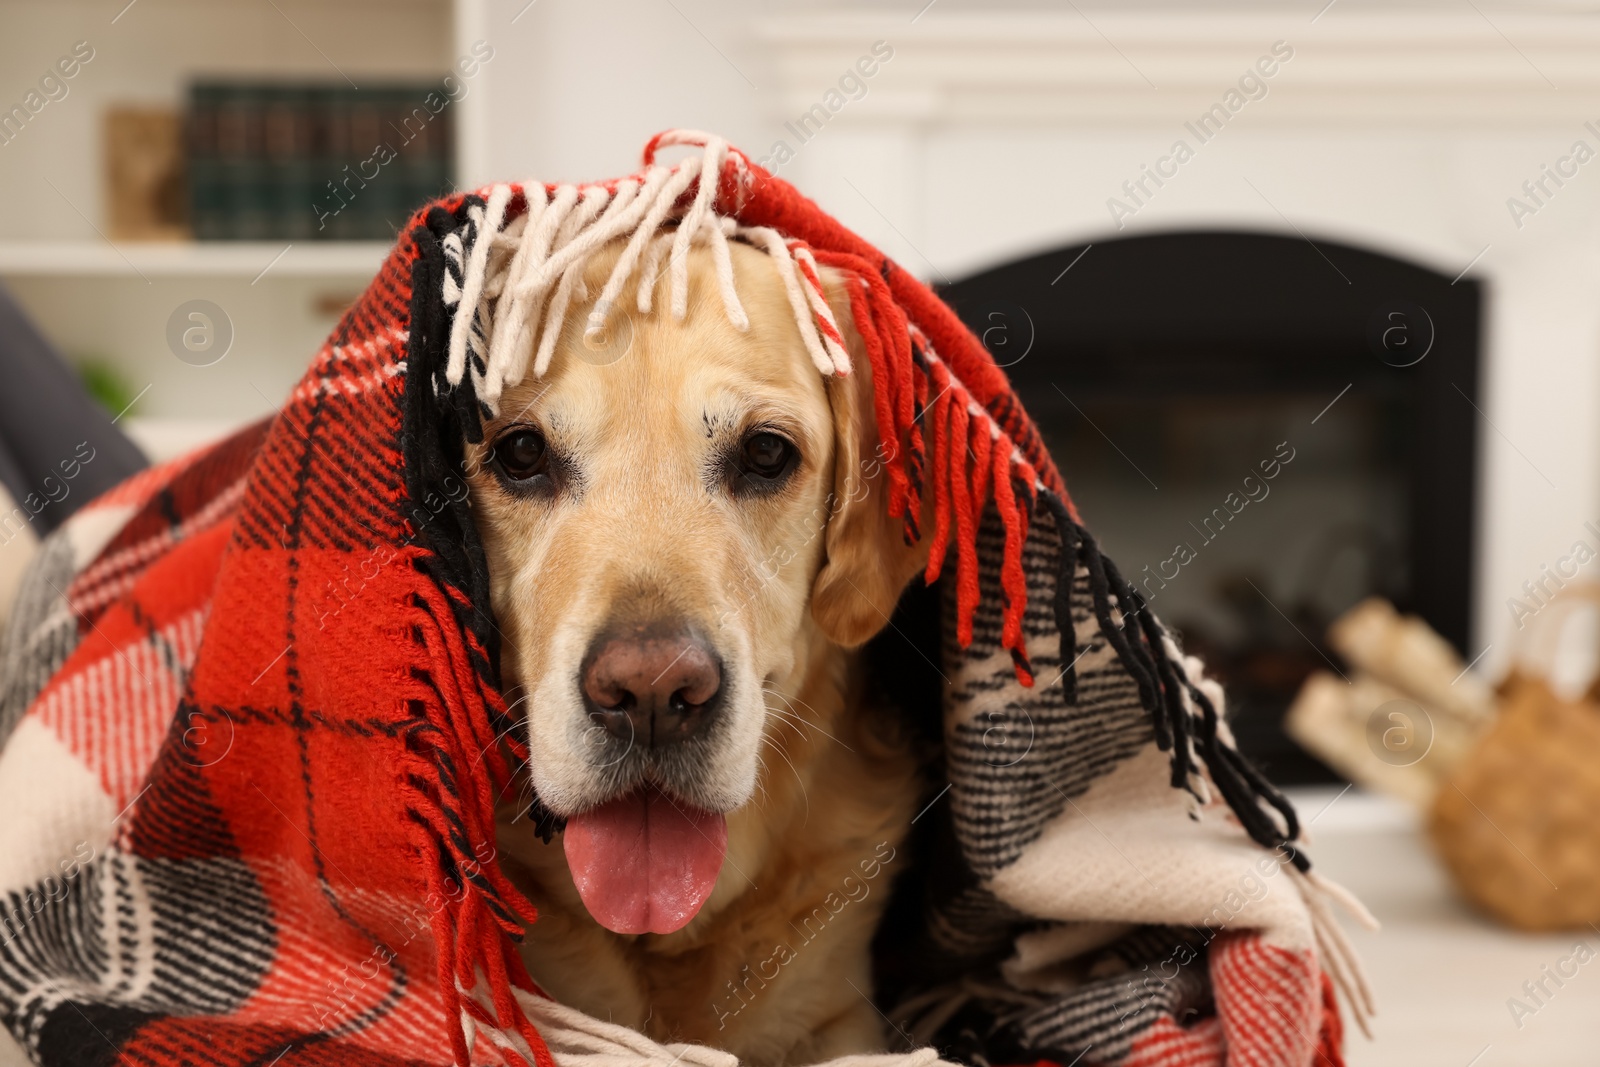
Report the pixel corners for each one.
[75,358,138,419]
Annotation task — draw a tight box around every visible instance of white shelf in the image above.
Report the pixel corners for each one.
[0,241,393,279]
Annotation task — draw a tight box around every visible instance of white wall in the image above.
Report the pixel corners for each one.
[464,0,772,189]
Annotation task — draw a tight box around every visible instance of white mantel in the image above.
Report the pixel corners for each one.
[756,10,1600,127]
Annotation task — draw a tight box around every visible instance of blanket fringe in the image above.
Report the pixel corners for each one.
[1293,869,1379,1039]
[1036,489,1309,867]
[449,134,852,414]
[401,572,551,1067]
[512,990,956,1067]
[408,214,556,1067]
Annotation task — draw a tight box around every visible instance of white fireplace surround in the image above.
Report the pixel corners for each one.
[476,0,1600,679]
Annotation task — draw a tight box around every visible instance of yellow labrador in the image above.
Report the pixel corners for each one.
[473,239,931,1065]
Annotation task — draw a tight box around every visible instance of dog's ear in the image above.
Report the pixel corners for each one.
[810,273,929,648]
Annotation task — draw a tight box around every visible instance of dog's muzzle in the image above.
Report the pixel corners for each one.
[558,619,733,937]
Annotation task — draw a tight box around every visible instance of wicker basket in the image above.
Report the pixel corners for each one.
[1428,584,1600,930]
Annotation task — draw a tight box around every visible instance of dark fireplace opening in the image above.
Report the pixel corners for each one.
[939,231,1482,785]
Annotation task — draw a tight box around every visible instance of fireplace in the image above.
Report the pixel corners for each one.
[939,231,1482,783]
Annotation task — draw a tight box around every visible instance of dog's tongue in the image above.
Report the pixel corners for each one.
[563,788,727,935]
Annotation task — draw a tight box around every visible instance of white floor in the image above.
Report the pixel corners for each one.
[1290,786,1600,1066]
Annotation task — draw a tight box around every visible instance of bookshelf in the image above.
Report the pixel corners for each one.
[0,0,466,428]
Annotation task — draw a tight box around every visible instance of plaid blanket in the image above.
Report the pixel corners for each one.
[0,131,1367,1067]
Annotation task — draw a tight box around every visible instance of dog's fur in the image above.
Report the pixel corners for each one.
[470,241,931,1065]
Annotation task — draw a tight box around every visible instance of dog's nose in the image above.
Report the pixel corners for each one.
[581,624,722,747]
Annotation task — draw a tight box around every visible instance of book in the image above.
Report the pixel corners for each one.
[104,107,187,240]
[185,80,456,242]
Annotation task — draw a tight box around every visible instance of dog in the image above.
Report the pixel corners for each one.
[473,238,934,1065]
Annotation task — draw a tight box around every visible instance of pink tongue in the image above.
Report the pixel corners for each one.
[562,788,727,935]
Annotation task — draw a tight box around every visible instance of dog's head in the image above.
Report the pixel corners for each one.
[467,239,924,934]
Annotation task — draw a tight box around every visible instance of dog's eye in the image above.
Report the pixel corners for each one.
[492,428,549,482]
[739,431,797,482]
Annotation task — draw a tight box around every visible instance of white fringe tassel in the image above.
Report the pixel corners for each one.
[1171,641,1378,1038]
[445,133,852,415]
[1292,867,1379,1039]
[501,989,957,1067]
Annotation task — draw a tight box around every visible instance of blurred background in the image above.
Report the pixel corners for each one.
[3,0,1600,1062]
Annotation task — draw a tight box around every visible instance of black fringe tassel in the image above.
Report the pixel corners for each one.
[404,200,567,848]
[1038,487,1307,871]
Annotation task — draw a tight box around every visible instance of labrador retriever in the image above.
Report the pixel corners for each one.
[475,237,932,1066]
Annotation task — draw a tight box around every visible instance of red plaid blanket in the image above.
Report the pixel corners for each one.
[0,131,1363,1067]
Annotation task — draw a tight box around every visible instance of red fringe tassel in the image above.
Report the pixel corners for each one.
[402,554,551,1067]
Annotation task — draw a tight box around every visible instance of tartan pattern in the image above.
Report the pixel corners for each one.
[0,216,517,1066]
[0,147,1351,1067]
[889,504,1343,1067]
